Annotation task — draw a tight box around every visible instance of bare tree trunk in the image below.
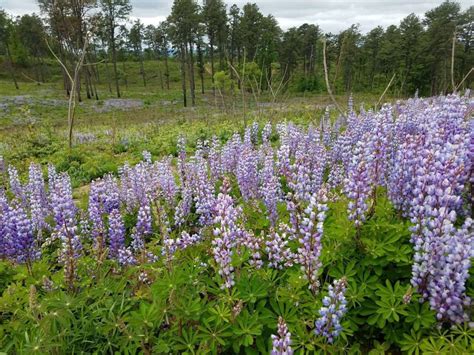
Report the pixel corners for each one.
[87,57,99,100]
[139,55,146,87]
[322,39,346,118]
[164,52,170,90]
[34,58,41,83]
[63,71,70,96]
[230,49,235,81]
[91,76,99,100]
[188,41,196,106]
[73,62,82,102]
[39,57,46,83]
[303,55,307,77]
[451,30,456,92]
[91,48,101,84]
[237,46,242,90]
[122,62,128,89]
[180,45,187,107]
[218,39,225,70]
[332,35,347,92]
[210,37,215,95]
[84,65,91,99]
[158,65,164,90]
[5,43,19,90]
[111,29,121,98]
[105,60,113,94]
[197,42,205,94]
[46,34,88,149]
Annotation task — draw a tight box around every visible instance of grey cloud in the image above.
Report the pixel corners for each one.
[2,0,472,33]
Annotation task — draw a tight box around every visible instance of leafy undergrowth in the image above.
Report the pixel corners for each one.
[0,192,472,354]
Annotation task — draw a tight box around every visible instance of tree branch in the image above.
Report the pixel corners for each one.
[322,38,346,118]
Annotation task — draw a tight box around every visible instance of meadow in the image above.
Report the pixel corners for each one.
[0,59,380,188]
[0,60,473,354]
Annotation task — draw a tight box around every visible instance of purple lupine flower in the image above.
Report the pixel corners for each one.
[297,189,328,293]
[344,143,372,227]
[277,140,291,181]
[172,231,201,255]
[315,277,348,343]
[285,193,300,242]
[87,176,120,254]
[154,201,173,263]
[8,166,26,205]
[367,106,393,187]
[0,157,5,191]
[5,202,39,264]
[0,156,5,176]
[468,119,474,214]
[327,162,344,189]
[388,135,422,215]
[191,150,216,226]
[108,208,125,259]
[142,150,152,164]
[118,247,136,266]
[262,123,272,146]
[244,125,253,147]
[119,161,160,211]
[236,143,259,201]
[0,190,9,258]
[259,150,281,225]
[155,157,178,205]
[410,133,469,301]
[208,136,222,183]
[212,179,241,289]
[163,230,202,261]
[266,228,294,269]
[382,94,472,324]
[177,135,187,181]
[271,317,293,355]
[330,131,353,180]
[131,203,152,252]
[174,182,193,226]
[102,175,121,213]
[321,107,332,147]
[238,230,263,269]
[276,123,295,180]
[348,94,354,113]
[221,133,241,174]
[428,218,473,323]
[49,173,81,289]
[88,180,107,252]
[47,163,58,189]
[250,121,259,145]
[27,163,49,235]
[288,133,326,202]
[177,231,202,249]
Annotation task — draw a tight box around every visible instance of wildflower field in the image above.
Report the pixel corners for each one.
[0,93,473,353]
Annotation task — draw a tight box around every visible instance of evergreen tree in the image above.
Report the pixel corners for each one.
[99,0,132,98]
[0,10,19,89]
[203,0,227,92]
[129,19,146,87]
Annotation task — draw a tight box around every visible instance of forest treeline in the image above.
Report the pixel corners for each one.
[0,0,472,106]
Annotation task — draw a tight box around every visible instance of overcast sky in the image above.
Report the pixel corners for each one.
[1,0,472,33]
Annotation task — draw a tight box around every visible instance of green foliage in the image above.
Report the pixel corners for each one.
[0,188,472,353]
[213,71,234,93]
[296,76,323,93]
